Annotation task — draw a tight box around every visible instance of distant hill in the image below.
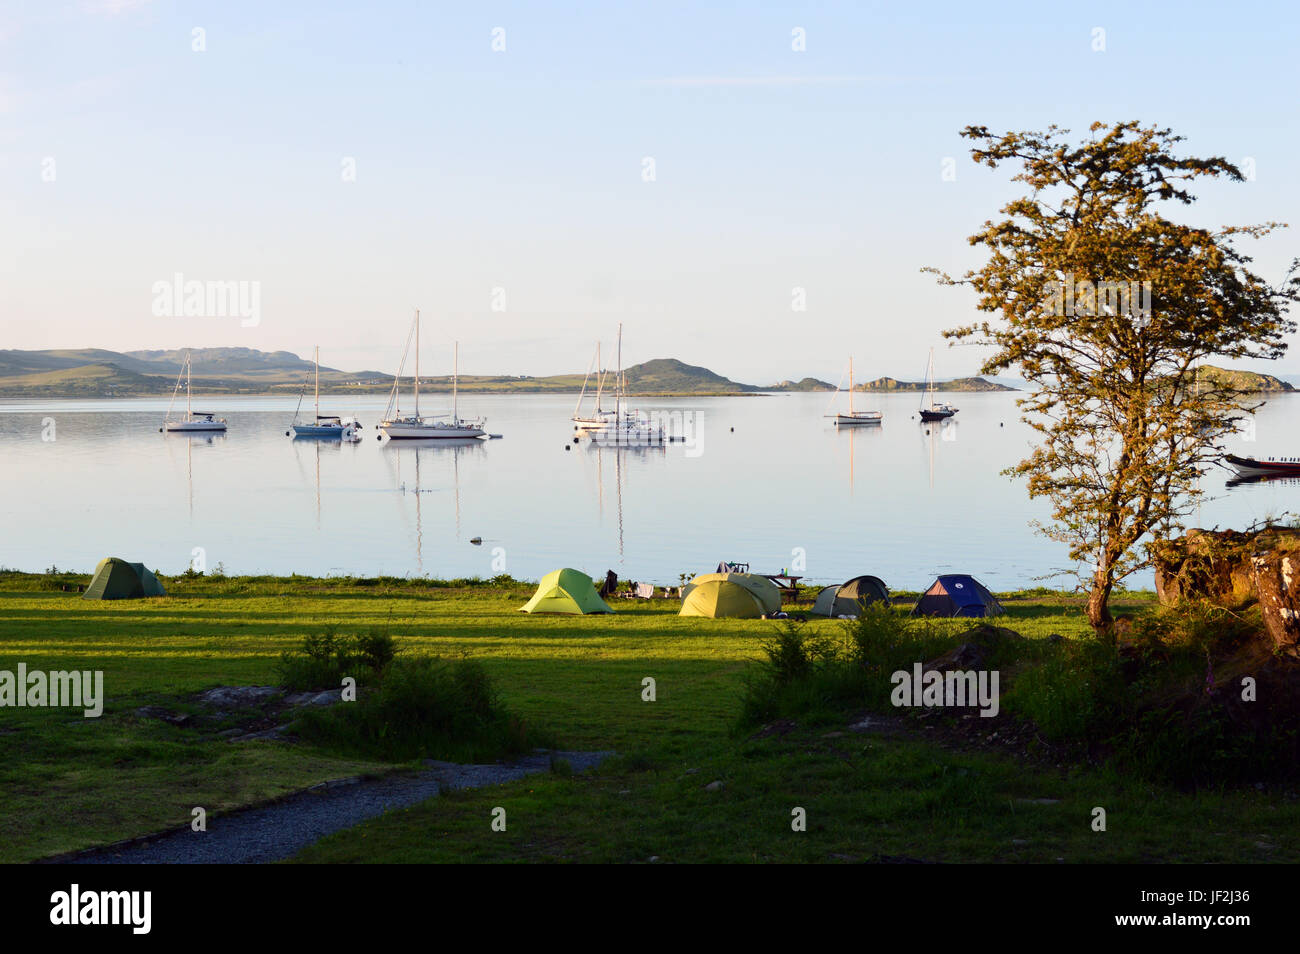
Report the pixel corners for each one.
[12,347,1280,398]
[0,362,171,396]
[0,349,759,396]
[1197,365,1294,393]
[123,348,321,375]
[767,377,835,391]
[623,358,759,394]
[858,376,1015,392]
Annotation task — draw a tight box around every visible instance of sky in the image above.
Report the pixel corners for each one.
[3,0,1299,383]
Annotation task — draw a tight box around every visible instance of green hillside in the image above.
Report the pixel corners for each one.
[1197,365,1294,392]
[0,363,171,396]
[767,377,835,391]
[859,375,1015,392]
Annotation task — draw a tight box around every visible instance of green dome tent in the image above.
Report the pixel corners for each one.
[812,575,890,617]
[520,568,613,615]
[679,579,769,618]
[83,558,167,600]
[681,573,781,616]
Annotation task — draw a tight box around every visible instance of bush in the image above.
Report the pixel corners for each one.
[292,657,538,762]
[275,628,397,690]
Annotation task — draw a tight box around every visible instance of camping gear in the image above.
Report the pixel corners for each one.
[910,574,1003,618]
[83,558,167,600]
[811,575,890,617]
[680,579,768,618]
[715,561,750,574]
[520,568,613,615]
[682,572,781,616]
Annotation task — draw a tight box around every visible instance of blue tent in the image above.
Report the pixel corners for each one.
[910,575,1004,618]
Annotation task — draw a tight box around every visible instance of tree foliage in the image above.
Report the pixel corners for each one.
[928,121,1299,633]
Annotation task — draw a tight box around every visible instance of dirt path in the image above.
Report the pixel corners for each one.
[48,750,614,865]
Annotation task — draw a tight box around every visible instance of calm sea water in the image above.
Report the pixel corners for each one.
[1,391,1296,590]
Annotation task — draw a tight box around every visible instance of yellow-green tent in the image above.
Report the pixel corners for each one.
[520,568,613,615]
[680,579,768,618]
[681,573,781,615]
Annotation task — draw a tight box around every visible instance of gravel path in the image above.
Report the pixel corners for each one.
[53,750,614,865]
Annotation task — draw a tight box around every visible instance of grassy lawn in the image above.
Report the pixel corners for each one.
[0,573,1293,864]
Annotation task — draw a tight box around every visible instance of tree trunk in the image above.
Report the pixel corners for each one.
[1087,578,1114,641]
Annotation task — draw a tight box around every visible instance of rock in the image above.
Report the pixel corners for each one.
[285,689,342,707]
[704,780,725,792]
[133,706,192,727]
[1152,528,1259,606]
[923,624,1024,674]
[196,686,281,709]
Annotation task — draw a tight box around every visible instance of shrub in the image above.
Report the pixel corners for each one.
[293,657,539,762]
[275,628,397,690]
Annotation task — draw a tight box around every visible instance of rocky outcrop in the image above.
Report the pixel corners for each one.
[1152,526,1300,655]
[1151,529,1257,606]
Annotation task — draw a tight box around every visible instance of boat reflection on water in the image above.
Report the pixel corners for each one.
[383,437,488,571]
[1225,472,1300,489]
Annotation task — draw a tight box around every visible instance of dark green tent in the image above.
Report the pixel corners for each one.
[812,575,890,617]
[83,558,167,600]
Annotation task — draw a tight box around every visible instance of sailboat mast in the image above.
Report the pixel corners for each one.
[849,357,855,415]
[616,323,623,423]
[414,310,420,418]
[314,345,320,419]
[453,341,459,424]
[923,347,935,411]
[186,353,191,420]
[595,341,603,412]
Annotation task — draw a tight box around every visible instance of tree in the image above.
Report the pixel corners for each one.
[928,121,1299,636]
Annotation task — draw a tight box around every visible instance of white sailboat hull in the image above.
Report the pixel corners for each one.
[382,419,485,440]
[834,412,882,426]
[165,418,226,432]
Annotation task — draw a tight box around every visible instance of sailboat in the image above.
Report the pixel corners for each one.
[162,351,227,432]
[380,311,487,440]
[291,346,362,440]
[919,347,958,422]
[827,357,882,426]
[588,324,666,446]
[572,341,616,432]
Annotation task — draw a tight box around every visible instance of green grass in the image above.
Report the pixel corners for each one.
[0,572,1293,864]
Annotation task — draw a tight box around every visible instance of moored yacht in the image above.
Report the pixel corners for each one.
[162,352,227,433]
[380,312,487,440]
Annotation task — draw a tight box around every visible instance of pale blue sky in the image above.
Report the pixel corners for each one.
[3,0,1298,382]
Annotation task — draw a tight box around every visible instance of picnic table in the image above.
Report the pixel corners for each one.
[760,573,802,599]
